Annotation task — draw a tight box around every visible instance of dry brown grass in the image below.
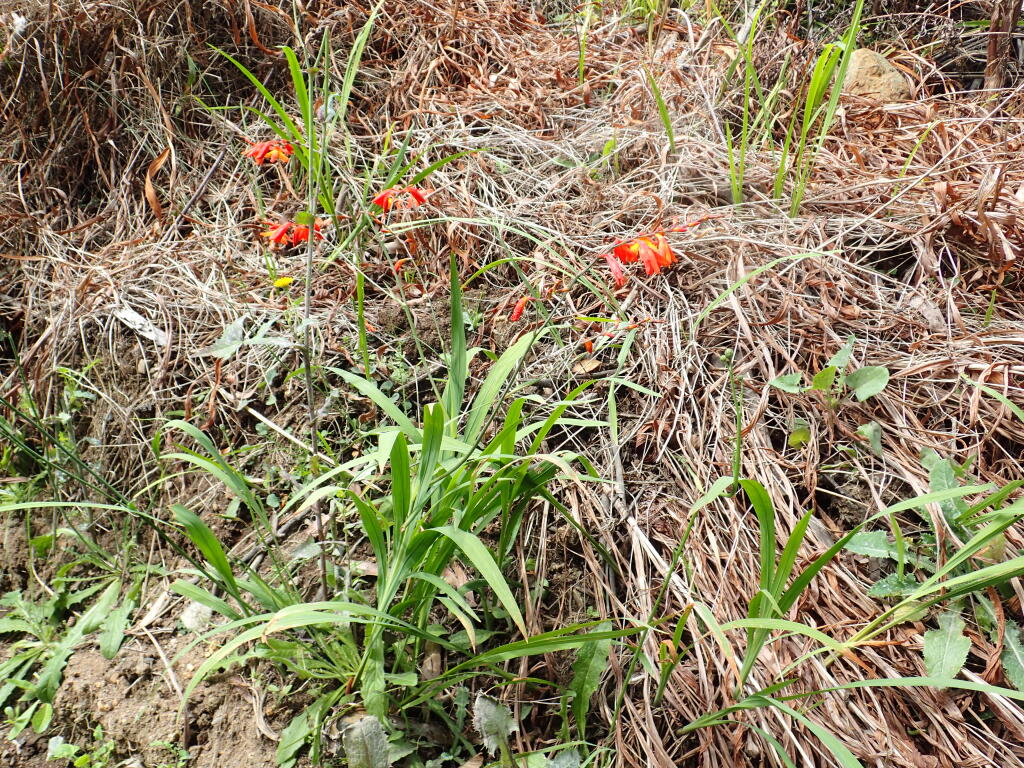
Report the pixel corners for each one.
[3,1,1024,766]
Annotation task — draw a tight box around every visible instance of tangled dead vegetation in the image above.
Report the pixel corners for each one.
[2,1,1024,767]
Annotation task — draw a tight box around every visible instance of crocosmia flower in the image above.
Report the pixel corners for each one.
[609,232,677,278]
[244,140,294,165]
[603,252,627,288]
[290,220,324,245]
[372,186,427,212]
[260,217,324,248]
[510,295,536,321]
[261,222,292,245]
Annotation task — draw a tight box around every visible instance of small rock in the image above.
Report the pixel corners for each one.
[131,656,155,678]
[842,49,911,102]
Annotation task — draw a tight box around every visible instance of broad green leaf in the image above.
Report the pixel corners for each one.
[31,702,53,734]
[1002,624,1024,692]
[810,366,837,392]
[569,622,611,739]
[389,432,411,527]
[549,749,582,768]
[769,373,804,393]
[846,366,889,401]
[361,641,388,720]
[276,710,310,768]
[99,598,135,659]
[197,315,248,360]
[47,737,79,761]
[788,418,810,449]
[844,531,898,560]
[342,714,391,768]
[76,579,121,636]
[867,573,919,598]
[923,611,970,680]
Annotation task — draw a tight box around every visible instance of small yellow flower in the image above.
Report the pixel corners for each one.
[273,276,295,288]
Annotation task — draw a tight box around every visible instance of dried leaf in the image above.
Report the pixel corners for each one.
[144,146,171,223]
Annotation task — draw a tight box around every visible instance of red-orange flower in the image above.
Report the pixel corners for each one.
[290,221,324,245]
[612,239,640,264]
[244,140,294,165]
[510,295,535,321]
[603,252,627,288]
[261,219,324,248]
[261,222,291,245]
[610,232,677,278]
[372,186,427,212]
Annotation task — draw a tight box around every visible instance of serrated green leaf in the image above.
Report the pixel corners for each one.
[1002,624,1024,692]
[923,611,971,680]
[473,693,518,756]
[569,622,611,740]
[846,366,889,401]
[342,715,391,768]
[0,617,33,634]
[770,373,804,393]
[867,573,919,598]
[923,450,967,523]
[845,531,898,560]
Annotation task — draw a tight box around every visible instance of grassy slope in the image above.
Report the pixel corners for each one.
[2,1,1024,766]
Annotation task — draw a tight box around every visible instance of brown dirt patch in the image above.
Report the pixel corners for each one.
[0,632,309,768]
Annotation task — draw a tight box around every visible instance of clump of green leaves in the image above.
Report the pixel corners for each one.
[0,576,132,739]
[770,335,890,405]
[845,444,1024,692]
[164,261,617,765]
[46,726,115,768]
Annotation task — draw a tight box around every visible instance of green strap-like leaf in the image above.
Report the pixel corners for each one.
[431,525,525,636]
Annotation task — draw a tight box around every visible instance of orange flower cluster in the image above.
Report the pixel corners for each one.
[243,140,294,165]
[372,186,427,212]
[261,219,324,247]
[608,232,676,286]
[603,215,718,288]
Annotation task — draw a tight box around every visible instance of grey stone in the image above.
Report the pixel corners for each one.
[843,48,912,102]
